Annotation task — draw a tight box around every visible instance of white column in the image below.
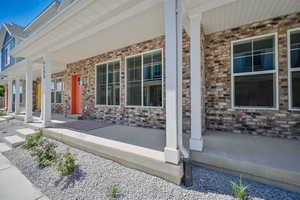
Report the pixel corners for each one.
[25,61,33,123]
[7,79,13,113]
[41,56,52,127]
[15,78,20,114]
[164,0,183,164]
[189,15,203,151]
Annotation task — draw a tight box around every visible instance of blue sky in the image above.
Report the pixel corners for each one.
[0,0,55,27]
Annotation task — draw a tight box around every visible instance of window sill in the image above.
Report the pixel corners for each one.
[232,106,278,111]
[289,108,300,111]
[125,105,163,109]
[95,104,121,108]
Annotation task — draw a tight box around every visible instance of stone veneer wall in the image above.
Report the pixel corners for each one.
[51,71,65,114]
[32,71,65,114]
[65,34,192,132]
[204,12,300,139]
[0,96,5,108]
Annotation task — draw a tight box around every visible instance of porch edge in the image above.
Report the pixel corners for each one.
[42,128,183,184]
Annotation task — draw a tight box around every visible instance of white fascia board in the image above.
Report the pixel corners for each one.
[189,0,237,18]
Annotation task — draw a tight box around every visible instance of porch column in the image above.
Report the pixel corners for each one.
[7,79,13,113]
[15,78,20,114]
[41,56,52,127]
[189,15,203,151]
[164,0,183,164]
[25,61,33,123]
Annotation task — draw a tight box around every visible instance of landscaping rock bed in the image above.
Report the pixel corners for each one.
[3,138,300,200]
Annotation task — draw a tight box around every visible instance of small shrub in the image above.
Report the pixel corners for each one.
[56,150,76,176]
[111,185,119,199]
[32,140,57,167]
[22,133,43,151]
[0,110,6,116]
[230,176,250,200]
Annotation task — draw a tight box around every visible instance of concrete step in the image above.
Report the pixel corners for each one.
[192,132,300,193]
[66,114,82,120]
[3,135,25,148]
[0,143,11,153]
[16,128,40,139]
[43,127,183,184]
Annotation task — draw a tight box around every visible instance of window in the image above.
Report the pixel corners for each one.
[289,29,300,109]
[4,44,10,66]
[232,34,277,108]
[126,50,163,107]
[96,60,120,105]
[51,79,64,104]
[19,85,23,104]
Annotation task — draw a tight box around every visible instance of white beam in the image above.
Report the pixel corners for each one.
[164,0,183,164]
[25,61,33,123]
[189,0,237,18]
[15,78,20,114]
[7,79,13,113]
[190,15,203,151]
[41,56,52,127]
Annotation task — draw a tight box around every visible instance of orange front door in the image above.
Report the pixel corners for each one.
[71,74,83,114]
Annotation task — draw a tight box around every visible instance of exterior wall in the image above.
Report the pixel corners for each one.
[64,34,192,131]
[204,12,300,139]
[32,71,65,114]
[0,96,4,108]
[51,71,65,114]
[1,32,24,71]
[32,78,39,111]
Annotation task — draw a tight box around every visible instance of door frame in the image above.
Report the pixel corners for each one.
[71,73,83,114]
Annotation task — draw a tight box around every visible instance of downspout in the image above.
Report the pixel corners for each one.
[176,0,193,187]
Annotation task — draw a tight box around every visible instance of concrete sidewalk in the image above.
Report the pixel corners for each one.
[0,143,48,200]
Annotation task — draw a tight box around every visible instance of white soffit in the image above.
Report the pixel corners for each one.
[50,4,164,63]
[198,0,300,34]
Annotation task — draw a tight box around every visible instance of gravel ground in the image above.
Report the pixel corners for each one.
[3,138,300,200]
[0,119,25,141]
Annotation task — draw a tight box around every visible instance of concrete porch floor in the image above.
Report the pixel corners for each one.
[192,131,300,193]
[15,113,166,152]
[9,113,182,183]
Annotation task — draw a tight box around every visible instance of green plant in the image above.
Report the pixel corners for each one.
[111,185,119,199]
[0,110,6,116]
[22,133,43,151]
[0,85,4,97]
[230,176,250,200]
[56,150,76,176]
[32,140,57,167]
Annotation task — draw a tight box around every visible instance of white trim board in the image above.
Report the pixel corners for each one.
[287,27,300,111]
[230,32,279,110]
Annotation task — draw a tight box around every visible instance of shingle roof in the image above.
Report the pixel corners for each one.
[4,23,29,38]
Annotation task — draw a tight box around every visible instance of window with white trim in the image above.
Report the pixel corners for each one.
[126,50,163,107]
[232,34,277,108]
[19,85,23,104]
[4,44,10,66]
[96,60,120,105]
[289,30,300,109]
[51,79,64,104]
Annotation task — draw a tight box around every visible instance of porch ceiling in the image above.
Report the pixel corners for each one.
[11,0,300,66]
[197,0,300,34]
